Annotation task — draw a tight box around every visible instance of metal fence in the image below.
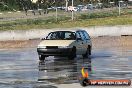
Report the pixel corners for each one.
[0,1,132,22]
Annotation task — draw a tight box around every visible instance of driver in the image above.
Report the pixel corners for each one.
[69,33,76,39]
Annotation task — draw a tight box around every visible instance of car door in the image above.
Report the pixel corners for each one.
[75,31,85,55]
[83,31,91,46]
[79,31,87,53]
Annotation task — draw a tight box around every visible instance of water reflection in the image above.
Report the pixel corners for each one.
[38,57,92,84]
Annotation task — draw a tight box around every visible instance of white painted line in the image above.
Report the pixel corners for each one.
[8,12,12,13]
[38,9,43,11]
[17,11,21,13]
[28,10,33,12]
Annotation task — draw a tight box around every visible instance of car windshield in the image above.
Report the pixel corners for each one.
[46,31,76,40]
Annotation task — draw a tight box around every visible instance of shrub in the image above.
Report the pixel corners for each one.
[79,11,119,20]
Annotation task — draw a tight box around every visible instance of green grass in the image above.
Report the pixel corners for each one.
[0,10,132,30]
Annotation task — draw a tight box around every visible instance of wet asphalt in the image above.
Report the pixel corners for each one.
[0,37,132,88]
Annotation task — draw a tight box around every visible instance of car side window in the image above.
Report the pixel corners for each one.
[84,31,90,40]
[78,31,85,40]
[76,32,81,39]
[81,31,90,40]
[81,31,87,40]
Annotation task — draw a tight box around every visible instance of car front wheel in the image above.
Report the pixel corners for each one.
[83,47,91,58]
[68,47,76,59]
[39,55,45,61]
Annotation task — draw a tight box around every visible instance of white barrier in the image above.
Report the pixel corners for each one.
[0,25,132,41]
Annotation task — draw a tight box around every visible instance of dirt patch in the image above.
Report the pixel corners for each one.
[92,36,132,50]
[0,36,132,50]
[0,39,41,49]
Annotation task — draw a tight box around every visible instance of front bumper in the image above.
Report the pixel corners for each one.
[37,48,73,56]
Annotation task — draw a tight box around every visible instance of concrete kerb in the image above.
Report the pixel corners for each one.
[0,25,132,41]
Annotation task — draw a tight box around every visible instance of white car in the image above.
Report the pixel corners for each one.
[68,6,78,11]
[37,30,92,60]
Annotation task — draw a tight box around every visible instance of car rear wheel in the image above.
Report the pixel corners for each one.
[89,47,91,55]
[83,46,91,58]
[39,55,45,61]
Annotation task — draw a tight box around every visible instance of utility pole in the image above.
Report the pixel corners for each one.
[72,0,74,20]
[56,7,58,21]
[65,0,69,11]
[118,1,123,16]
[119,1,121,16]
[55,0,58,21]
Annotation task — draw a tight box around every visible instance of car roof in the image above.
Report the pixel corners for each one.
[51,31,75,33]
[50,29,86,33]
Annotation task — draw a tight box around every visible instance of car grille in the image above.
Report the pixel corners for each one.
[46,46,58,49]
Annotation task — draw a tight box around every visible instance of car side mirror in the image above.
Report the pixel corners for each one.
[41,38,45,40]
[77,38,82,41]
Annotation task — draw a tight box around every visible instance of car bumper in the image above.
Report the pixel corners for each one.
[37,48,73,56]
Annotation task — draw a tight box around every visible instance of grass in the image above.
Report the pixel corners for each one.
[0,9,132,30]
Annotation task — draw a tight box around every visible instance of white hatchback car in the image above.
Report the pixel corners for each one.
[37,30,92,60]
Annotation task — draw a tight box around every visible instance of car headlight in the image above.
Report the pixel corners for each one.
[37,46,46,48]
[58,46,69,48]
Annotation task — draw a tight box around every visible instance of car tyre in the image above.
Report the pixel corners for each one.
[39,55,45,61]
[68,47,76,59]
[83,47,91,58]
[89,48,91,55]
